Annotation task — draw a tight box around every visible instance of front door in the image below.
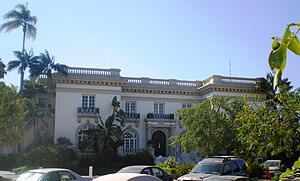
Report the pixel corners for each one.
[152,131,166,157]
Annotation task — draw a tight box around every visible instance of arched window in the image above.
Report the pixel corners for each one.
[77,123,95,151]
[123,131,137,154]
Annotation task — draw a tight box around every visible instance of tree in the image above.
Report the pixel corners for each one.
[171,97,246,156]
[0,82,28,146]
[29,50,68,145]
[80,96,125,160]
[255,73,293,100]
[0,58,6,79]
[255,73,275,100]
[6,50,39,92]
[236,86,300,161]
[22,79,46,146]
[0,3,37,54]
[268,23,300,89]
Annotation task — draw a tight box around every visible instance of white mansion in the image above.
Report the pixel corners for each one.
[2,67,266,159]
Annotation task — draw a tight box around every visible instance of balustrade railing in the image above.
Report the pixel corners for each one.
[201,75,256,87]
[67,67,121,77]
[147,113,174,119]
[126,77,199,88]
[125,113,140,119]
[77,107,100,115]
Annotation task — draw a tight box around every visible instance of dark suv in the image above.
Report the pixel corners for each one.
[177,156,248,181]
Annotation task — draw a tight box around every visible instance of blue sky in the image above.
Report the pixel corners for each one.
[1,0,300,88]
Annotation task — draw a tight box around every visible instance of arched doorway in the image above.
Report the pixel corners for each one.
[152,130,166,157]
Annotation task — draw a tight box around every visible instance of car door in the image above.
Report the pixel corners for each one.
[151,167,169,181]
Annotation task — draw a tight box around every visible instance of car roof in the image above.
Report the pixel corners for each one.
[118,165,156,173]
[265,160,281,162]
[28,168,72,173]
[93,173,161,181]
[121,165,155,169]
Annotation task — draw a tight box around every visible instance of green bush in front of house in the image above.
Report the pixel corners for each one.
[19,145,79,170]
[247,162,265,178]
[156,156,195,179]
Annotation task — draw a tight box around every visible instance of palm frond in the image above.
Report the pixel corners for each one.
[6,60,21,71]
[0,20,22,32]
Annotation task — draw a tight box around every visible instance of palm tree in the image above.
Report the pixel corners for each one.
[7,50,39,92]
[22,79,46,146]
[255,72,275,100]
[29,50,68,145]
[80,96,126,160]
[0,58,6,79]
[0,3,37,54]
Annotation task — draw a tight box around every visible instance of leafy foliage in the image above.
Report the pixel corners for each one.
[236,86,300,159]
[56,137,73,148]
[0,83,28,145]
[247,162,265,178]
[0,3,37,54]
[7,49,39,92]
[280,156,300,179]
[19,145,79,169]
[268,23,300,89]
[155,159,195,179]
[171,97,247,156]
[80,96,125,160]
[0,58,6,79]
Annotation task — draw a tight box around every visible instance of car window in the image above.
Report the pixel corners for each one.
[230,162,239,172]
[151,168,163,177]
[42,172,59,181]
[17,172,44,181]
[223,164,232,175]
[59,171,76,181]
[141,168,151,175]
[191,163,221,174]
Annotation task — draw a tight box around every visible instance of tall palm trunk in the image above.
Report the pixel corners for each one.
[42,78,50,145]
[20,25,26,92]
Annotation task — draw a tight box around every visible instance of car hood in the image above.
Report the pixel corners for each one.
[178,172,216,180]
[268,166,279,171]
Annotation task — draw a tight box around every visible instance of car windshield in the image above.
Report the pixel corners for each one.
[17,172,44,181]
[191,163,221,174]
[265,161,280,167]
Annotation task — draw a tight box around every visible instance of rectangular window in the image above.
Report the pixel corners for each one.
[182,104,192,108]
[125,102,136,113]
[82,95,95,108]
[38,98,46,107]
[154,103,164,114]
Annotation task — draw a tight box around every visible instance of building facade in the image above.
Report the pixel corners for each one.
[16,67,265,159]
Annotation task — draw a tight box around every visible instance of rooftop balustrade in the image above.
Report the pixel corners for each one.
[49,67,257,89]
[126,77,200,88]
[201,75,256,87]
[66,67,121,77]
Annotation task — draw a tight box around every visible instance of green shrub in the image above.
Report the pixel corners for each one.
[174,163,195,179]
[156,160,195,179]
[19,145,79,169]
[247,162,265,178]
[0,155,18,170]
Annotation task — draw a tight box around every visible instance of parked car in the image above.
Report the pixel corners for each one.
[117,165,173,181]
[263,160,284,177]
[16,168,93,181]
[93,173,162,181]
[0,171,18,181]
[177,156,248,181]
[204,175,251,181]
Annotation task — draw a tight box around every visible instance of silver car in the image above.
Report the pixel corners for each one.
[16,168,93,181]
